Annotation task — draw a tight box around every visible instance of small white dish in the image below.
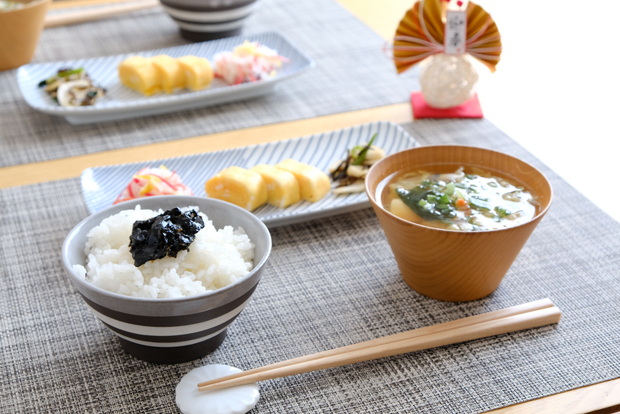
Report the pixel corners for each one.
[80,121,418,227]
[176,364,260,414]
[16,31,313,124]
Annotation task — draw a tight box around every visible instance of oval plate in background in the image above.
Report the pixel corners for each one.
[17,31,314,124]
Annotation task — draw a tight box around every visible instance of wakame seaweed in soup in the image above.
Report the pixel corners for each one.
[382,167,539,231]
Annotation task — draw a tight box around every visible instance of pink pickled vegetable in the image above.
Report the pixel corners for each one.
[113,166,193,204]
[214,41,288,85]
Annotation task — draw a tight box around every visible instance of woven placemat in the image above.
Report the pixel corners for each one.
[1,119,619,413]
[0,0,419,167]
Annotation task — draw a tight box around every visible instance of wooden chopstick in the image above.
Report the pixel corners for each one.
[198,298,554,390]
[44,0,159,28]
[197,299,561,391]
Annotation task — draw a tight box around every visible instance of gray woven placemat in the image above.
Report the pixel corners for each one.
[0,0,419,167]
[1,119,619,413]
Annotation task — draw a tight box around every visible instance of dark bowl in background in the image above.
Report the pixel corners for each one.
[159,0,259,41]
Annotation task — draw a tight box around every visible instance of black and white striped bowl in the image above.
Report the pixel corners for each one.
[61,195,271,364]
[160,0,259,41]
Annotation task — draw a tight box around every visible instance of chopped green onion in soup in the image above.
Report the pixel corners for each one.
[383,167,539,231]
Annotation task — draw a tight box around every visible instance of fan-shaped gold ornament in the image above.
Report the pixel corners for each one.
[393,0,501,74]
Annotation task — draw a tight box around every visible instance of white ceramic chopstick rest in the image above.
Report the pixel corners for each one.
[176,365,259,414]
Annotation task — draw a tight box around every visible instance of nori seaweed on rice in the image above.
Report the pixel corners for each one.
[72,206,255,298]
[129,207,205,267]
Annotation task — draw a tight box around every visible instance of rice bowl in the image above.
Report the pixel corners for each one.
[61,195,271,363]
[73,206,255,298]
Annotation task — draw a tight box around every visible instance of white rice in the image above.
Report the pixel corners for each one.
[72,206,255,299]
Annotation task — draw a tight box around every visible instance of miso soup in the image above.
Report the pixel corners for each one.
[381,167,538,231]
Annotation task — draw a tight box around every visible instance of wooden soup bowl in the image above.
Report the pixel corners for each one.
[0,0,51,71]
[365,145,553,302]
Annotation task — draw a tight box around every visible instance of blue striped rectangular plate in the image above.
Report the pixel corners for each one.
[80,121,418,227]
[16,31,313,125]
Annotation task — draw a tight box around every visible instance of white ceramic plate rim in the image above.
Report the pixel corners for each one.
[80,121,418,227]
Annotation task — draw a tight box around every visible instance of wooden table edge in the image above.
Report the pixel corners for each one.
[49,0,150,10]
[486,377,620,413]
[0,103,412,189]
